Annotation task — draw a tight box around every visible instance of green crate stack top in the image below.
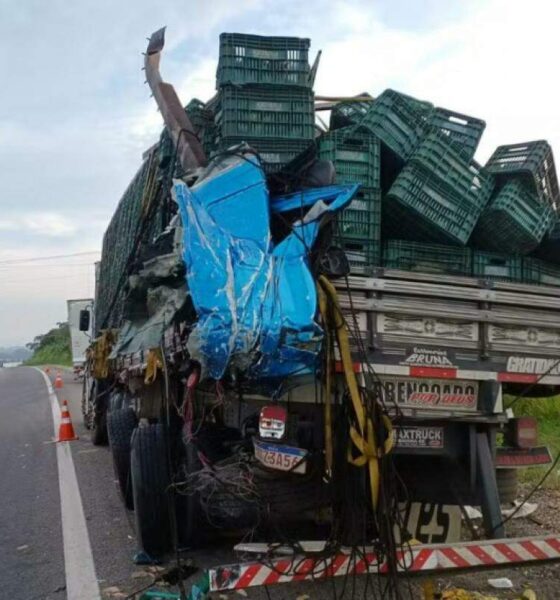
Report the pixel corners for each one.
[217,33,311,88]
[384,131,494,246]
[383,239,472,276]
[472,179,555,255]
[485,140,560,208]
[523,257,560,286]
[213,33,316,174]
[215,86,315,141]
[318,128,382,273]
[347,89,434,161]
[472,251,523,282]
[429,107,485,161]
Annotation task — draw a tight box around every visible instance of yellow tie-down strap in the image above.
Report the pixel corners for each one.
[318,275,393,510]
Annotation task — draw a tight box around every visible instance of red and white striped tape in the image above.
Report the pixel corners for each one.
[208,536,560,591]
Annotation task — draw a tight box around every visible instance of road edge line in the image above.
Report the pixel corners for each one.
[35,367,101,600]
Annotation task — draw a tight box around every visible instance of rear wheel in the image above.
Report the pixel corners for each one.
[131,424,172,558]
[107,407,137,509]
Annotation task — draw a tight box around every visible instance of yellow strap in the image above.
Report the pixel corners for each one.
[318,285,334,472]
[318,276,393,510]
[144,348,163,384]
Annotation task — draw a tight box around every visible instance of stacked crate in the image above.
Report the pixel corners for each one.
[213,33,315,174]
[384,240,472,276]
[384,129,494,245]
[472,179,554,255]
[473,141,558,255]
[318,128,381,273]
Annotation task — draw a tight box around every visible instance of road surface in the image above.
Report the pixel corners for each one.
[0,366,136,600]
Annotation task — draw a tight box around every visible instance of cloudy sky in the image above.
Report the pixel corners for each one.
[1,0,559,346]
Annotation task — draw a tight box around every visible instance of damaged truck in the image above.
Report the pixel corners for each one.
[82,28,560,575]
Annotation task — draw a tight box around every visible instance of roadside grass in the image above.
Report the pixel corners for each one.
[25,322,72,367]
[506,395,560,489]
[25,345,72,367]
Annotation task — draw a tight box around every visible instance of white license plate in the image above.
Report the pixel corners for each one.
[253,440,307,474]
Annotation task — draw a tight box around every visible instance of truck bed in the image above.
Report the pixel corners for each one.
[335,268,560,387]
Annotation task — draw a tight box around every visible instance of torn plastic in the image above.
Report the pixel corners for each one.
[173,153,358,380]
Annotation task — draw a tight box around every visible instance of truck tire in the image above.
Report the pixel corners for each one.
[496,468,519,504]
[131,424,172,558]
[107,407,137,510]
[176,442,203,548]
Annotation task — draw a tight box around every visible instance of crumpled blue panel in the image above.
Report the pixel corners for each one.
[173,156,356,380]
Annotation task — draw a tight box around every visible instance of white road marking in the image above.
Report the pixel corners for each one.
[35,368,101,600]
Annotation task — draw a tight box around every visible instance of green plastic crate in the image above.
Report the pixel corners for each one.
[473,179,554,255]
[472,251,523,282]
[329,94,374,130]
[383,239,472,275]
[318,129,380,188]
[429,107,485,160]
[532,214,560,264]
[385,163,485,245]
[185,98,217,156]
[337,188,381,241]
[217,33,311,88]
[339,238,381,275]
[348,89,433,160]
[216,136,313,174]
[216,85,315,140]
[410,129,494,210]
[523,257,560,286]
[485,140,560,207]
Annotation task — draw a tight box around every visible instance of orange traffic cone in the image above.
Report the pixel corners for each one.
[57,400,78,442]
[54,372,63,389]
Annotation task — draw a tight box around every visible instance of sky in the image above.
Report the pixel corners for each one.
[1,0,560,346]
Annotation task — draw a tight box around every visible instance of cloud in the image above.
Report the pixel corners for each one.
[0,212,78,236]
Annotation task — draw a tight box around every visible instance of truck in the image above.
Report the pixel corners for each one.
[67,298,93,379]
[82,28,560,592]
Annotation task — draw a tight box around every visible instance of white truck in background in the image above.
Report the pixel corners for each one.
[67,298,93,379]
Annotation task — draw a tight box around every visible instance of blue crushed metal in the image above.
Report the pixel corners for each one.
[173,154,357,380]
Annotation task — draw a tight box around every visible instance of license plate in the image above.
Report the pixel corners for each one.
[253,440,307,474]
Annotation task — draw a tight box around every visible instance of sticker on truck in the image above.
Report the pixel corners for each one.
[375,377,478,411]
[506,356,560,376]
[394,426,444,449]
[395,502,461,544]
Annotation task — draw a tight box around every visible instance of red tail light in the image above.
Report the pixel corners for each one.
[505,417,538,449]
[259,405,287,440]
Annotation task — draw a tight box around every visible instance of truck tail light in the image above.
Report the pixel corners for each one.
[505,417,538,449]
[259,405,287,440]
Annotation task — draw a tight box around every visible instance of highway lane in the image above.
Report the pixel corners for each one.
[0,367,138,600]
[0,366,66,599]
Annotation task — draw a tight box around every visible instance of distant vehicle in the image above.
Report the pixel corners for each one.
[67,298,93,379]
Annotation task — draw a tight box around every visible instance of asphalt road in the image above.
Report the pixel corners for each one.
[0,366,137,600]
